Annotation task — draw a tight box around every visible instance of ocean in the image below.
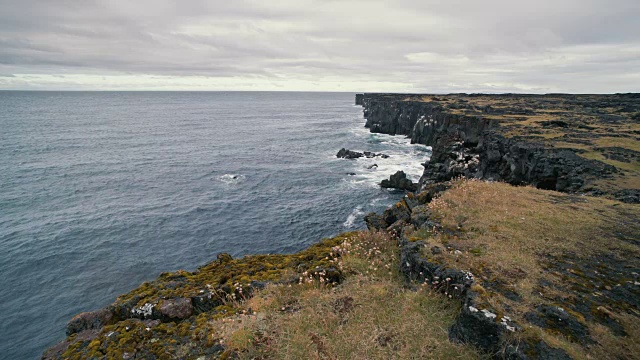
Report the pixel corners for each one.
[0,91,430,359]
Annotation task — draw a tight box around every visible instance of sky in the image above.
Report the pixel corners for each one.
[0,0,639,92]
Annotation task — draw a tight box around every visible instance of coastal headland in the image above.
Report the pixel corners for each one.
[44,93,639,359]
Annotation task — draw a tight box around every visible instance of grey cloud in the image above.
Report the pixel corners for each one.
[0,0,638,91]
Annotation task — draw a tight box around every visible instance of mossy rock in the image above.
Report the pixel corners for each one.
[46,232,359,359]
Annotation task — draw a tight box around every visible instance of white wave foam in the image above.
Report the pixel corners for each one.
[343,144,431,186]
[343,206,364,228]
[344,119,432,187]
[218,174,245,184]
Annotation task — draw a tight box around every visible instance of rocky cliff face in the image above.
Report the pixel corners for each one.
[357,93,635,201]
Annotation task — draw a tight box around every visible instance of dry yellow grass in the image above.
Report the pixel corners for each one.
[207,181,638,359]
[408,179,640,359]
[594,136,640,152]
[210,231,483,359]
[425,179,635,268]
[579,151,640,172]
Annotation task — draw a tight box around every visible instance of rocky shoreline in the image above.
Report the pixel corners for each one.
[42,93,639,359]
[358,93,639,202]
[357,93,639,359]
[362,182,575,359]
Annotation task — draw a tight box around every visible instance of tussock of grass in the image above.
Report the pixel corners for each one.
[215,231,482,359]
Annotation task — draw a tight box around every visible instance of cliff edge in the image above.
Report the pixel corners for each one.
[359,93,639,202]
[43,93,639,359]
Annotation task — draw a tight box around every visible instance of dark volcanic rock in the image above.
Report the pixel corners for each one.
[415,125,617,193]
[382,199,411,225]
[525,305,593,345]
[400,236,571,359]
[474,134,617,192]
[217,252,233,263]
[541,120,569,128]
[597,146,640,163]
[364,151,389,159]
[43,329,101,360]
[66,308,114,336]
[615,189,640,203]
[358,93,628,196]
[337,148,364,159]
[337,148,389,160]
[409,204,434,229]
[448,305,503,353]
[364,212,388,230]
[381,187,574,359]
[158,297,193,320]
[380,171,418,191]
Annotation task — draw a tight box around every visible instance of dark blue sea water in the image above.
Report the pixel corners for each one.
[0,91,430,359]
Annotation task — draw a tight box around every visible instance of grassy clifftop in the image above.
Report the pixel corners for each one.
[45,180,639,359]
[44,93,639,359]
[43,231,480,359]
[407,179,639,359]
[404,93,640,195]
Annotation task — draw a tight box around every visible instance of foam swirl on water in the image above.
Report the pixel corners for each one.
[344,126,431,187]
[218,174,245,184]
[343,206,364,228]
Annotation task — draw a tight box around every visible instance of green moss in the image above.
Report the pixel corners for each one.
[115,232,355,308]
[53,232,361,359]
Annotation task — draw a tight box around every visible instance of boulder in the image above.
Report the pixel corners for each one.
[382,200,411,224]
[337,148,364,159]
[380,171,418,192]
[217,253,233,263]
[66,308,114,336]
[364,151,389,159]
[364,212,388,231]
[410,204,432,228]
[158,298,193,320]
[337,148,389,159]
[387,219,408,237]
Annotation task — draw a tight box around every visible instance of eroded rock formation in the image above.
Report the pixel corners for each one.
[357,93,639,202]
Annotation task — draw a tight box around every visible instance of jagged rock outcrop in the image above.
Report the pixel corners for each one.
[420,131,617,192]
[355,92,640,358]
[380,170,418,191]
[357,93,635,201]
[364,183,450,231]
[336,148,389,159]
[42,235,352,359]
[374,186,574,359]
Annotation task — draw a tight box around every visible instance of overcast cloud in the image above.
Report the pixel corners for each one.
[0,0,638,92]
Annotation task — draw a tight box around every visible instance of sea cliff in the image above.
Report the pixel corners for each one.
[43,93,640,360]
[359,93,639,202]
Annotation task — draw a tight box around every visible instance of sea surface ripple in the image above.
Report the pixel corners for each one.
[0,91,430,359]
